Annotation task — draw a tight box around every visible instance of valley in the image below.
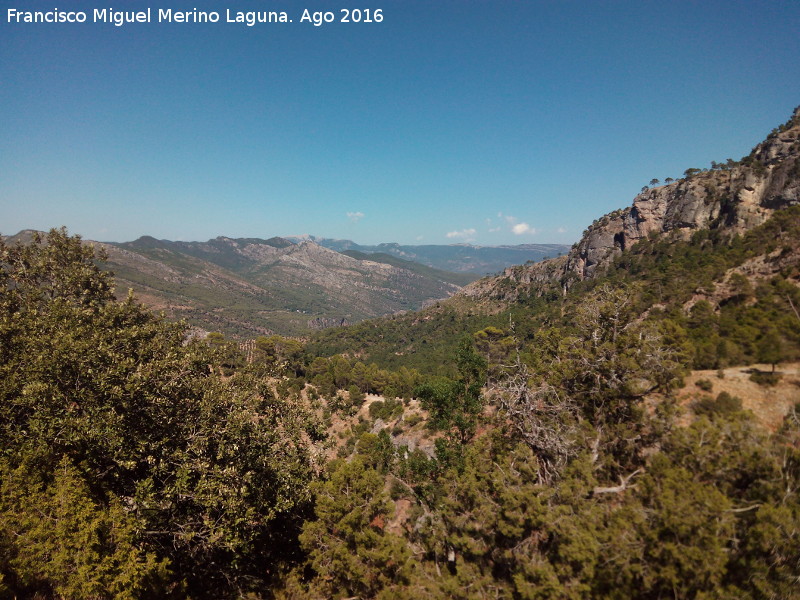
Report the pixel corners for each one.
[21,234,565,338]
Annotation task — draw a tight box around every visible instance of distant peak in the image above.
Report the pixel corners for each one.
[128,235,170,249]
[262,236,294,248]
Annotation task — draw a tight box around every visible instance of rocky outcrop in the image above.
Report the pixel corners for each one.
[308,317,351,330]
[460,254,569,302]
[463,106,800,300]
[571,106,800,280]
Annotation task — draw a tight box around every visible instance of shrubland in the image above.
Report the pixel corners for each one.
[2,212,799,598]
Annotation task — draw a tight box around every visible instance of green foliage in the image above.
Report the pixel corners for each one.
[307,354,421,404]
[298,458,412,598]
[306,302,506,376]
[415,377,462,428]
[403,412,424,428]
[356,430,396,473]
[347,383,365,407]
[749,370,782,386]
[693,391,743,416]
[205,331,246,375]
[0,458,170,599]
[597,457,735,598]
[254,334,305,376]
[415,336,487,444]
[532,284,683,425]
[683,167,702,178]
[474,325,516,380]
[695,378,713,392]
[757,328,784,371]
[368,397,404,421]
[740,503,800,599]
[0,229,320,598]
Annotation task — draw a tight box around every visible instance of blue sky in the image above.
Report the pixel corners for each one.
[1,0,799,245]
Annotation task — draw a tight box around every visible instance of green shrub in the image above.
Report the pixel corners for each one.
[404,413,424,428]
[749,371,782,386]
[368,398,404,421]
[348,384,366,407]
[693,392,743,416]
[696,379,714,392]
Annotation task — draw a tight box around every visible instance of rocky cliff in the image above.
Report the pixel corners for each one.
[463,106,800,301]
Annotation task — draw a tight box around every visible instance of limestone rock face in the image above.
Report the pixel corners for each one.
[462,106,800,299]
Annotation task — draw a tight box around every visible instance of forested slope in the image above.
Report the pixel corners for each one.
[308,107,800,376]
[306,205,800,377]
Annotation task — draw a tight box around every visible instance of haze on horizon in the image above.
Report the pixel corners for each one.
[2,0,799,246]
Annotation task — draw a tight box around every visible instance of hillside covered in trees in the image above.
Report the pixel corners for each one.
[2,108,800,599]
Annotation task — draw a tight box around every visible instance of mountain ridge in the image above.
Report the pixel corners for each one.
[97,236,475,337]
[287,236,571,274]
[462,105,800,302]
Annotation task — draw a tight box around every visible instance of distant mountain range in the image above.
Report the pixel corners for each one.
[285,236,571,275]
[0,231,570,338]
[94,235,488,337]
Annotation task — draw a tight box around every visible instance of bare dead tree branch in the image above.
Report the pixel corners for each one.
[786,294,800,323]
[491,357,580,483]
[592,468,642,496]
[724,504,762,514]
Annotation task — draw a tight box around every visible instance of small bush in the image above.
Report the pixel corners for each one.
[369,398,404,421]
[693,391,743,416]
[389,480,406,500]
[369,400,386,420]
[404,413,424,428]
[337,438,355,458]
[749,371,781,386]
[696,379,714,392]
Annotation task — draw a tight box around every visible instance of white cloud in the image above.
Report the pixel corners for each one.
[446,228,476,239]
[346,211,365,223]
[512,222,534,235]
[488,226,501,233]
[557,226,567,233]
[500,214,535,235]
[416,235,424,241]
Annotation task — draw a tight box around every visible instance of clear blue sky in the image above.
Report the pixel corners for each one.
[2,0,799,245]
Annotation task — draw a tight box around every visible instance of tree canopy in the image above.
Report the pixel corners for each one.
[0,229,321,598]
